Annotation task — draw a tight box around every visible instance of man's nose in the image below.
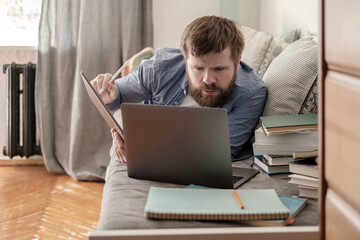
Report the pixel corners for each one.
[203,70,216,85]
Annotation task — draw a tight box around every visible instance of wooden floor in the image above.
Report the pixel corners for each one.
[0,165,104,240]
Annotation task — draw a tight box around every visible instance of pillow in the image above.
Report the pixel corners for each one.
[240,26,274,78]
[261,35,318,117]
[300,76,318,114]
[121,47,154,77]
[269,28,301,63]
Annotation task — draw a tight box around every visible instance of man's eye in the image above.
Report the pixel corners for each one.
[194,67,203,71]
[214,68,225,72]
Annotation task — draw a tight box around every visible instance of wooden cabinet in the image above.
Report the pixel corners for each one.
[321,0,360,239]
[324,0,360,76]
[325,190,360,239]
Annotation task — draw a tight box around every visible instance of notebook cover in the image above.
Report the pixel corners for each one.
[260,114,318,129]
[144,187,290,221]
[241,195,308,226]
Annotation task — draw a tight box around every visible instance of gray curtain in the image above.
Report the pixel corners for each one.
[35,0,153,180]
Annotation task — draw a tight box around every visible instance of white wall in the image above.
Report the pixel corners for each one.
[153,0,222,49]
[237,0,261,30]
[237,0,319,36]
[153,0,319,49]
[258,0,319,36]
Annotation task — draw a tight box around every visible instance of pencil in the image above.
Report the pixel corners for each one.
[233,190,244,209]
[99,60,129,95]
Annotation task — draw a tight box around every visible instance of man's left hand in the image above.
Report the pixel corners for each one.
[111,128,126,163]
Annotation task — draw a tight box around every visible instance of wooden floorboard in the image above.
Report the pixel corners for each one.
[0,166,104,240]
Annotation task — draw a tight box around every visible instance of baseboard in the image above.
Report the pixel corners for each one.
[0,155,44,166]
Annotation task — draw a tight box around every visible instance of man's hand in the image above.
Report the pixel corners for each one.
[111,128,126,163]
[90,73,118,104]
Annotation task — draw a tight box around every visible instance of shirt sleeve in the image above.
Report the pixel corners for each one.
[107,57,155,111]
[228,85,267,158]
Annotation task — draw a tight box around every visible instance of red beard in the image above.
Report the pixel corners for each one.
[187,71,236,107]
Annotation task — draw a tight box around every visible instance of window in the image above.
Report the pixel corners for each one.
[0,0,42,46]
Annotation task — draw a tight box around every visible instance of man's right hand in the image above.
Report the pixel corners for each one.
[90,73,118,104]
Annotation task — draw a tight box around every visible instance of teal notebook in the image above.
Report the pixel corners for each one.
[241,195,308,226]
[280,196,307,217]
[260,114,318,129]
[260,114,318,135]
[144,187,290,221]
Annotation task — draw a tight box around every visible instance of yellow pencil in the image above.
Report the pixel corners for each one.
[233,190,244,209]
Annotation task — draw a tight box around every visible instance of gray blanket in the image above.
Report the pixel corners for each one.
[98,154,318,230]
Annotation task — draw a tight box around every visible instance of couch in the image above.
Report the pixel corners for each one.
[96,26,319,231]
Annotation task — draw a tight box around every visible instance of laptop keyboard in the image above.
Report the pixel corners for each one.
[233,176,244,184]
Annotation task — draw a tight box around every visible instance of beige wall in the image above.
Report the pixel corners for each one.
[153,0,222,49]
[258,0,319,36]
[237,0,261,30]
[152,0,319,49]
[238,0,319,36]
[0,47,37,157]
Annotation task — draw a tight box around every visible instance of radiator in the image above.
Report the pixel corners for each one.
[3,63,41,158]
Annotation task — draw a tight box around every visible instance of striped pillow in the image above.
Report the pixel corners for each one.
[261,35,318,117]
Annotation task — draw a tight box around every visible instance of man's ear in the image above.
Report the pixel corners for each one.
[236,56,242,71]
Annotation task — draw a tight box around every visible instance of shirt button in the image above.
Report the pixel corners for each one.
[174,101,178,105]
[184,89,187,95]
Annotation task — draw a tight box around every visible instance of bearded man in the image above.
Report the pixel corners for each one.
[91,16,267,163]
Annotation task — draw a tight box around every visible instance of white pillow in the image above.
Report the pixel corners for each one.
[240,26,274,78]
[269,28,301,63]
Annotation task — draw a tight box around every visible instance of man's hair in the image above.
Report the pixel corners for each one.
[180,16,245,63]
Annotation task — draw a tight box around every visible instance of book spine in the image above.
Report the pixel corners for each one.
[293,150,318,159]
[255,130,318,145]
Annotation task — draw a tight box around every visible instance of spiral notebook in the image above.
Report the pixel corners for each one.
[144,187,290,221]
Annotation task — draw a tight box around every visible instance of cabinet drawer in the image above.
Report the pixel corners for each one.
[325,189,360,240]
[325,0,360,76]
[324,71,360,210]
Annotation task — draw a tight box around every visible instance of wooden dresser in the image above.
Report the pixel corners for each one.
[320,0,360,239]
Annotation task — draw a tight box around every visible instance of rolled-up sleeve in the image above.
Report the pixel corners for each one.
[107,58,155,111]
[107,48,186,111]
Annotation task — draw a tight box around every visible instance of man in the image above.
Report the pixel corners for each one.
[91,16,267,163]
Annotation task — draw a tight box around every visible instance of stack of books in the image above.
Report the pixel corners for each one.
[288,151,319,199]
[252,114,318,177]
[252,155,291,176]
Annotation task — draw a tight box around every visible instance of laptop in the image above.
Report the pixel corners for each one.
[80,71,259,189]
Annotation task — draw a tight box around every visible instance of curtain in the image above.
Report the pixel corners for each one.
[35,0,153,180]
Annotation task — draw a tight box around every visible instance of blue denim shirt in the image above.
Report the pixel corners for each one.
[108,47,267,158]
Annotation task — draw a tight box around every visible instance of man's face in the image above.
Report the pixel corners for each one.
[186,46,240,107]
